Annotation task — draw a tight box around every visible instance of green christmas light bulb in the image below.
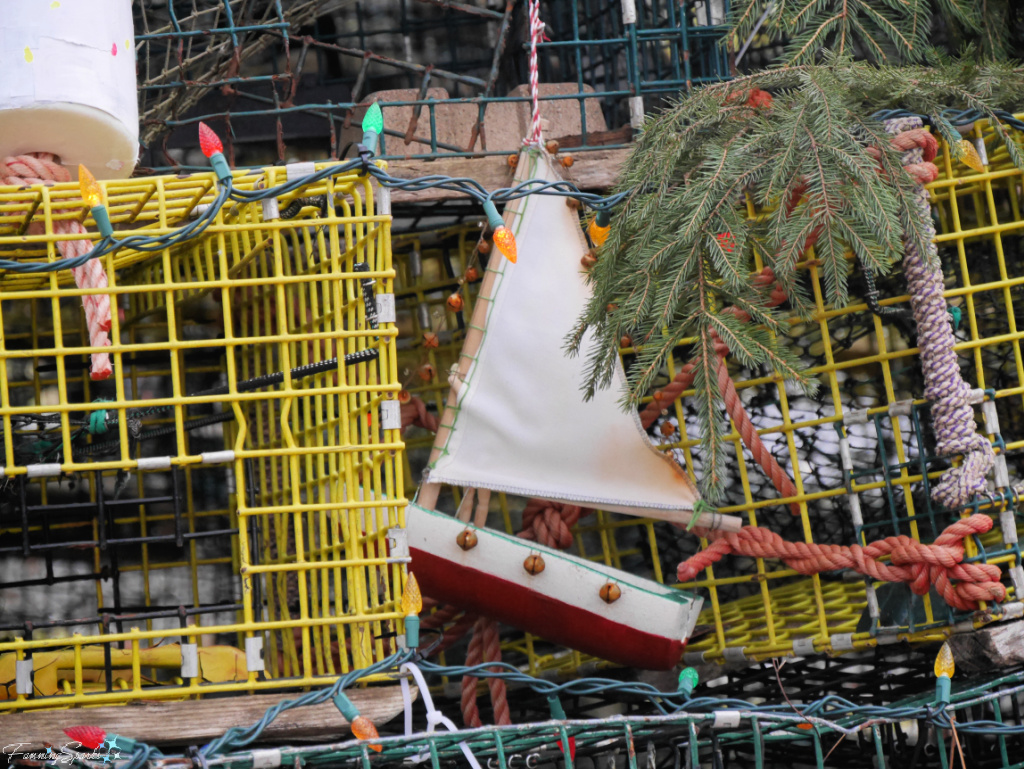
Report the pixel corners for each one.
[362,103,384,155]
[678,666,699,698]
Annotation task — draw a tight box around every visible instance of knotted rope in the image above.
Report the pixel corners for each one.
[678,514,1004,611]
[2,154,112,380]
[883,118,995,509]
[518,497,589,550]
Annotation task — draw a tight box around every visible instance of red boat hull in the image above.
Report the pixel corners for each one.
[411,545,685,670]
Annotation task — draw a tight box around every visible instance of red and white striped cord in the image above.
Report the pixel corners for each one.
[524,0,544,146]
[2,154,112,380]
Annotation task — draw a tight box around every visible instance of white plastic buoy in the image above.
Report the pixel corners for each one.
[0,1,138,178]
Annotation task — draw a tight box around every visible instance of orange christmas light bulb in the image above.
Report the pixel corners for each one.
[350,715,383,752]
[587,219,610,248]
[493,226,517,263]
[401,571,423,616]
[78,165,103,209]
[934,641,955,679]
[960,140,985,173]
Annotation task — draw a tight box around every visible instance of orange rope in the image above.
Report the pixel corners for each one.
[678,514,1005,611]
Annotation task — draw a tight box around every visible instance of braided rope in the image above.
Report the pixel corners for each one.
[460,624,484,728]
[459,617,511,727]
[2,154,111,380]
[678,514,1004,611]
[883,118,995,509]
[479,617,511,725]
[524,0,544,146]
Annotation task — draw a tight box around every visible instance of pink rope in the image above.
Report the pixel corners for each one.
[882,118,995,509]
[2,154,112,380]
[525,0,544,146]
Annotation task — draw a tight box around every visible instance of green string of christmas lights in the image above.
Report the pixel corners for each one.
[59,645,1024,769]
[10,104,1014,277]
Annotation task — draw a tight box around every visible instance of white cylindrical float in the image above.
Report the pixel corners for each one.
[0,1,139,178]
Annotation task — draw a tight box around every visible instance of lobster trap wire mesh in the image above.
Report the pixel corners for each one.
[388,118,1024,679]
[133,1,731,171]
[182,651,1024,769]
[0,163,408,709]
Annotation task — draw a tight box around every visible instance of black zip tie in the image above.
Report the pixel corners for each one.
[353,261,379,330]
[280,195,327,221]
[863,266,910,324]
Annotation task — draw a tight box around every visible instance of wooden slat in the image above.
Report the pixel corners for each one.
[2,684,414,748]
[388,148,630,204]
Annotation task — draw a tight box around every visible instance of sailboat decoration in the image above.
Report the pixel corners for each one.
[405,149,742,670]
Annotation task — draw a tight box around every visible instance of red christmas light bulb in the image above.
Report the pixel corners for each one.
[64,726,106,750]
[198,122,224,158]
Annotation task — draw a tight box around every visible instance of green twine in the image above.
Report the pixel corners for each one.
[687,499,717,532]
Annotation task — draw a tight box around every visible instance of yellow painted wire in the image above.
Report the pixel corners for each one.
[0,163,406,709]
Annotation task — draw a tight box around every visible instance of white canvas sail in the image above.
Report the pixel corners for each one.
[423,150,740,530]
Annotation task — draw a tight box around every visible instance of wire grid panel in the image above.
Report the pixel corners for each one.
[134,1,732,171]
[0,164,408,710]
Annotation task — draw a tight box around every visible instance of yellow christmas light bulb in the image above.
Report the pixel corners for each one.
[350,715,382,752]
[78,165,104,209]
[934,641,955,679]
[493,226,517,263]
[960,140,985,174]
[588,218,611,247]
[401,572,422,616]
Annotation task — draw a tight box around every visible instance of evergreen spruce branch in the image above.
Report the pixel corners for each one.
[690,326,729,500]
[858,0,926,55]
[851,114,938,264]
[717,290,784,334]
[704,314,815,395]
[570,57,1024,498]
[728,0,1020,65]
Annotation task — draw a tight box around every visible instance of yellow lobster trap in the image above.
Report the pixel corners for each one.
[391,120,1024,677]
[0,163,408,711]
